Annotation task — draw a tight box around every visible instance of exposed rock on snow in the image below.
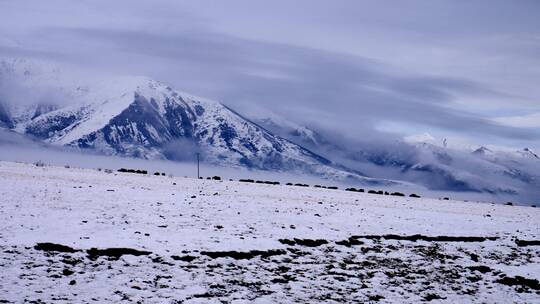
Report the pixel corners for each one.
[0,161,539,303]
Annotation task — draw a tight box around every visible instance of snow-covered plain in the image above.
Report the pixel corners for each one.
[0,161,539,303]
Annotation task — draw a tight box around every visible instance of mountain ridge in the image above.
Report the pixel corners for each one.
[252,112,540,200]
[2,58,539,201]
[0,58,391,185]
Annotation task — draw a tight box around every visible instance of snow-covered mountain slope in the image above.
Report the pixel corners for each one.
[247,109,328,148]
[405,133,540,161]
[517,147,540,160]
[355,143,539,200]
[0,58,389,184]
[254,114,540,201]
[2,58,538,199]
[1,161,539,303]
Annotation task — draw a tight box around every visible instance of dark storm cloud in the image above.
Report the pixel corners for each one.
[1,0,539,146]
[56,29,539,139]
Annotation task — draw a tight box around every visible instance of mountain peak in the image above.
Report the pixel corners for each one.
[519,147,539,159]
[1,59,391,184]
[472,146,492,156]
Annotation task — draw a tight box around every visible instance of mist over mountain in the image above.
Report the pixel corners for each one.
[1,58,539,203]
[0,58,393,185]
[251,111,540,203]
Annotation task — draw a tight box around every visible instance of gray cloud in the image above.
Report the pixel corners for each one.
[0,0,539,149]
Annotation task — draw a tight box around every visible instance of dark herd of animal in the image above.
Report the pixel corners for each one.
[115,168,539,206]
[238,180,421,198]
[117,168,148,175]
[115,167,439,200]
[118,168,166,176]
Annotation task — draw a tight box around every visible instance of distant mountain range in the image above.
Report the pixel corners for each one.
[1,58,539,202]
[0,58,389,185]
[251,112,540,201]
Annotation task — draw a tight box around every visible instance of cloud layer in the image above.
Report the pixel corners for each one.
[1,0,539,149]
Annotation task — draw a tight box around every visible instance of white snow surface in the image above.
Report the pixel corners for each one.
[1,161,539,303]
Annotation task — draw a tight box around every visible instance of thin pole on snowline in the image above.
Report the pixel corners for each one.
[196,152,200,179]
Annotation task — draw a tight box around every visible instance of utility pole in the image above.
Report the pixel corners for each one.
[196,152,200,179]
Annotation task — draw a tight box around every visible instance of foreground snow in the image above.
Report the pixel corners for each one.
[0,161,539,303]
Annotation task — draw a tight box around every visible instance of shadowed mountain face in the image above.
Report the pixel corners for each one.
[0,102,13,129]
[0,59,388,185]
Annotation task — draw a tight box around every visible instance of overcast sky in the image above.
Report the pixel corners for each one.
[1,0,539,149]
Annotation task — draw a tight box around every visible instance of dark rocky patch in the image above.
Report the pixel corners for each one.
[368,294,385,301]
[171,255,197,262]
[515,239,540,247]
[278,238,328,247]
[193,292,213,298]
[335,237,364,247]
[496,275,540,291]
[278,239,296,246]
[469,253,480,262]
[352,234,497,242]
[86,248,151,260]
[467,265,492,274]
[62,268,74,276]
[201,249,286,260]
[34,243,78,253]
[151,256,174,266]
[293,238,328,247]
[423,293,446,301]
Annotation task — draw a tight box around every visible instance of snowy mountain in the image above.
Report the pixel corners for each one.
[517,147,540,160]
[0,58,389,184]
[253,113,540,201]
[472,146,493,156]
[248,110,328,148]
[2,58,539,200]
